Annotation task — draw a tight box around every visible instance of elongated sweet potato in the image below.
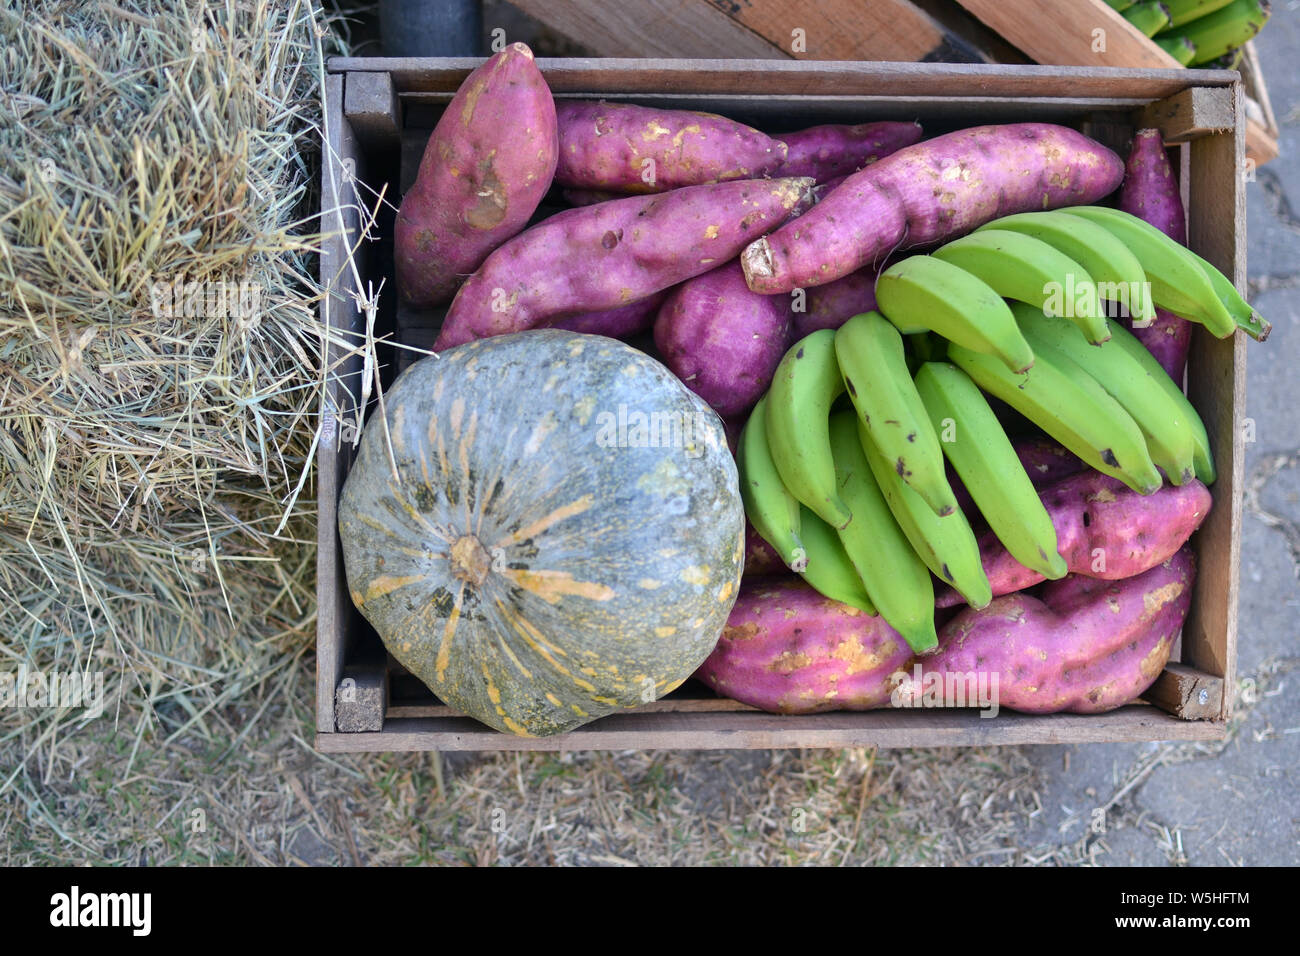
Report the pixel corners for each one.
[741,123,1124,294]
[435,177,814,349]
[704,548,1192,715]
[654,261,792,417]
[1118,129,1191,380]
[395,44,557,306]
[778,120,924,182]
[556,101,787,193]
[743,522,784,577]
[900,548,1193,714]
[695,577,912,714]
[935,469,1211,608]
[544,291,667,338]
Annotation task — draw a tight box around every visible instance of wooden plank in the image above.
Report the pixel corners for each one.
[401,94,1151,130]
[1240,42,1279,167]
[344,70,400,149]
[317,706,1226,753]
[328,57,1237,102]
[710,0,988,63]
[506,0,786,59]
[1137,87,1234,143]
[1181,82,1244,720]
[316,73,367,735]
[1143,664,1224,720]
[953,0,1183,69]
[1246,118,1280,168]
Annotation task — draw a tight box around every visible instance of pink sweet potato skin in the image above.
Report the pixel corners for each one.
[544,291,666,338]
[743,522,784,577]
[562,187,625,207]
[793,268,878,336]
[695,577,912,714]
[936,470,1212,608]
[909,548,1193,714]
[778,121,924,182]
[742,123,1125,294]
[1118,129,1191,381]
[653,261,792,417]
[555,101,787,193]
[395,44,557,306]
[436,177,814,349]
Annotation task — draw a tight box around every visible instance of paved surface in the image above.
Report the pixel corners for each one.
[1027,13,1300,866]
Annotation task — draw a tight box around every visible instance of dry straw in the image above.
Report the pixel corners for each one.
[0,0,361,795]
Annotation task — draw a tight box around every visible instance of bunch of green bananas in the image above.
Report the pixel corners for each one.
[740,206,1258,654]
[1108,0,1273,67]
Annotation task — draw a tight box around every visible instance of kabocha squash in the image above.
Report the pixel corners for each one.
[338,330,745,736]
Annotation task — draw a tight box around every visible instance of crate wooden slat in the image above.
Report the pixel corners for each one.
[317,57,1246,751]
[508,0,1002,64]
[317,705,1226,754]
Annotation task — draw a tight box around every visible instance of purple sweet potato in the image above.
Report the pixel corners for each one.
[653,261,792,417]
[1014,437,1087,487]
[743,522,784,577]
[544,291,666,338]
[792,267,878,336]
[1118,129,1192,381]
[695,577,913,714]
[562,187,626,207]
[778,120,924,182]
[435,177,814,349]
[901,548,1194,715]
[935,469,1212,608]
[741,123,1125,294]
[555,101,787,193]
[395,44,558,306]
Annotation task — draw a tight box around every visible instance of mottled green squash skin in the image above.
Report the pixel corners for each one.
[338,330,744,736]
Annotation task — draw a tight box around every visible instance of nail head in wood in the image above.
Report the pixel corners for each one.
[1142,663,1224,721]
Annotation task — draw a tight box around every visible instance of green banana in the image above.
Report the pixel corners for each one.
[827,410,938,654]
[1105,0,1137,10]
[1124,1,1172,36]
[1186,248,1271,340]
[913,361,1068,581]
[856,416,992,608]
[737,395,804,570]
[976,211,1156,327]
[765,329,852,529]
[1171,0,1271,65]
[796,505,877,616]
[1156,34,1198,63]
[931,228,1109,344]
[948,342,1163,495]
[1162,0,1235,28]
[1056,207,1236,336]
[1011,302,1199,486]
[1098,318,1216,484]
[834,311,959,517]
[874,255,1035,373]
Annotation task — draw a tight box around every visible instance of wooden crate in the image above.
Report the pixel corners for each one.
[316,58,1247,753]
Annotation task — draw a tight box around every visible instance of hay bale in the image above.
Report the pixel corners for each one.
[0,1,349,763]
